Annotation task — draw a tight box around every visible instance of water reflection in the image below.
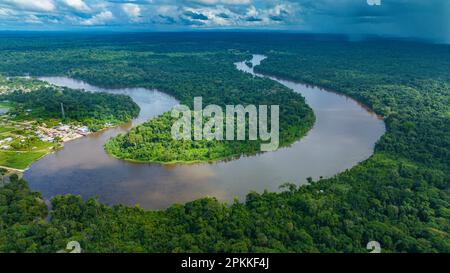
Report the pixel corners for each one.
[25,55,385,209]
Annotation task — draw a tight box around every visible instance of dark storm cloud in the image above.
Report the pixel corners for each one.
[179,17,206,25]
[158,15,176,24]
[245,16,262,22]
[183,10,208,21]
[216,13,230,19]
[294,0,450,43]
[269,15,284,22]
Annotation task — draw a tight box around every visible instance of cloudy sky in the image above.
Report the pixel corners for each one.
[0,0,448,42]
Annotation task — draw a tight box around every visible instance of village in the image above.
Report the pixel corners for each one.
[0,116,90,151]
[0,75,125,171]
[35,123,90,143]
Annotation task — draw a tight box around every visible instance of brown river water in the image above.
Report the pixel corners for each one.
[24,55,385,209]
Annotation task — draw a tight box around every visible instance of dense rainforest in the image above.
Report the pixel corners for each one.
[1,87,140,131]
[102,52,314,162]
[0,33,448,252]
[0,32,315,163]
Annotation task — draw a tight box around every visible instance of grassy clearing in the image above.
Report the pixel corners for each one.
[0,150,48,170]
[0,123,55,170]
[0,126,15,134]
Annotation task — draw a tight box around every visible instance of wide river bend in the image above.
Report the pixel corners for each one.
[24,55,385,209]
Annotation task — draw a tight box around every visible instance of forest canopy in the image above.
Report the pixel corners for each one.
[1,87,139,132]
[0,33,448,253]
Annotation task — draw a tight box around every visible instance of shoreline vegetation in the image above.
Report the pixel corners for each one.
[0,76,140,171]
[103,57,315,164]
[105,123,313,166]
[0,33,448,253]
[105,56,315,165]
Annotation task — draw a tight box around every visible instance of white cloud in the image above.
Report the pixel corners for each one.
[183,6,235,26]
[0,8,13,16]
[157,5,177,14]
[245,5,258,17]
[25,15,42,24]
[4,0,55,12]
[63,0,90,12]
[80,11,114,26]
[122,3,141,20]
[0,0,445,44]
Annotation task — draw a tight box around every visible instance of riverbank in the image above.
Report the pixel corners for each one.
[0,116,137,171]
[104,128,312,166]
[1,32,446,253]
[0,119,86,171]
[0,77,140,171]
[103,55,316,165]
[26,55,384,209]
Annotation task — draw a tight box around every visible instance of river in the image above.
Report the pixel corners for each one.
[24,55,385,209]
